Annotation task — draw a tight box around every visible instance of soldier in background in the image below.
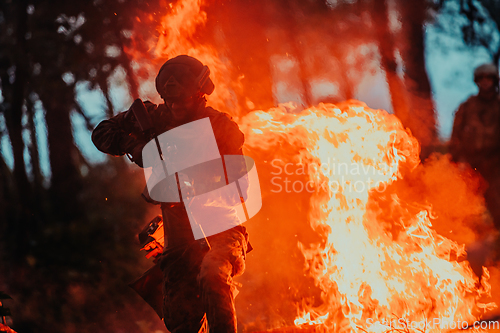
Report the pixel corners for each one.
[92,55,250,333]
[449,63,500,265]
[450,63,500,228]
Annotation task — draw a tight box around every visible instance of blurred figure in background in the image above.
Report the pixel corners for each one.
[450,63,500,269]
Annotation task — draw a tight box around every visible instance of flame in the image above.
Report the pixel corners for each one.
[125,0,240,113]
[239,101,496,332]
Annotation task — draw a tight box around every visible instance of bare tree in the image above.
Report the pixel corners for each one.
[0,0,32,207]
[398,0,438,157]
[372,0,411,131]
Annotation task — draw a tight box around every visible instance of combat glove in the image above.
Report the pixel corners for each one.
[129,143,146,168]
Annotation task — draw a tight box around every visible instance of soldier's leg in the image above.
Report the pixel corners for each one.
[485,177,500,229]
[483,175,500,260]
[161,244,206,333]
[197,228,248,333]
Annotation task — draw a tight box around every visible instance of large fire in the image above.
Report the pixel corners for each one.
[239,101,496,332]
[125,0,499,332]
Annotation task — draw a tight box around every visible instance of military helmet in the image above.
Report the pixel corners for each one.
[155,55,215,101]
[473,63,499,83]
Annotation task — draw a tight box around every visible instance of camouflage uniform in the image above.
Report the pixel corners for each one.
[92,100,250,333]
[450,93,500,229]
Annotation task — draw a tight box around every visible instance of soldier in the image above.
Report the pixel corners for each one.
[450,63,500,231]
[92,55,250,333]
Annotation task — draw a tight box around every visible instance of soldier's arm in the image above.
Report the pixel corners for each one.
[210,111,245,156]
[91,101,156,164]
[92,111,135,156]
[449,103,466,161]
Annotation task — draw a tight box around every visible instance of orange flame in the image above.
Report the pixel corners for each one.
[126,0,240,113]
[239,101,496,332]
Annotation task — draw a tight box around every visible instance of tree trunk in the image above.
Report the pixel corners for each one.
[279,0,313,108]
[2,0,32,205]
[120,51,140,101]
[479,0,500,67]
[0,152,13,235]
[398,0,438,158]
[372,0,411,120]
[41,79,82,220]
[26,95,44,201]
[1,76,31,203]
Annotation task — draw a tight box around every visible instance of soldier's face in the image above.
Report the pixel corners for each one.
[166,96,196,122]
[476,76,495,92]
